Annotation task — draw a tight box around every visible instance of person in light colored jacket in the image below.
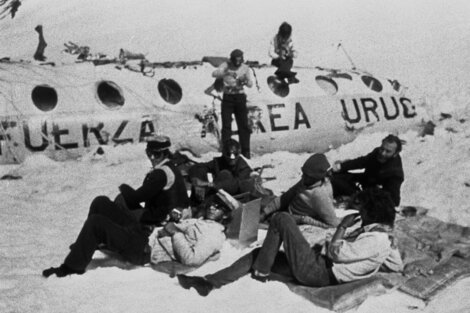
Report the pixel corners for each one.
[150,190,238,266]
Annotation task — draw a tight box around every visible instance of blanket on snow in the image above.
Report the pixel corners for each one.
[145,207,470,312]
[290,206,470,312]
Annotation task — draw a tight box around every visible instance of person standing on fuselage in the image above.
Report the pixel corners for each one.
[212,49,253,159]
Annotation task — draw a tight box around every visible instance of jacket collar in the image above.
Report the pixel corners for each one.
[152,158,170,170]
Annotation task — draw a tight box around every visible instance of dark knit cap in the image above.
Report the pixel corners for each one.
[301,153,330,180]
[145,135,171,152]
[230,49,244,58]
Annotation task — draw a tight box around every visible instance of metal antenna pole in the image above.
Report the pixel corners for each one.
[337,42,357,70]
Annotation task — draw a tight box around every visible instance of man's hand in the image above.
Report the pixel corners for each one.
[225,70,237,78]
[331,161,342,173]
[237,78,247,86]
[192,178,209,201]
[338,213,360,229]
[163,222,179,236]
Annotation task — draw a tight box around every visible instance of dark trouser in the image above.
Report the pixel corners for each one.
[271,57,295,79]
[205,248,294,288]
[206,212,336,288]
[221,93,251,159]
[330,172,362,199]
[63,196,149,272]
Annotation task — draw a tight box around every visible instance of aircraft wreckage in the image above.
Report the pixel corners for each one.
[0,56,427,163]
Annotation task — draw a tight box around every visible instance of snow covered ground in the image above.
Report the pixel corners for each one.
[1,0,470,312]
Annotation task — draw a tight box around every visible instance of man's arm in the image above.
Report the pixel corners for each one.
[240,64,253,88]
[382,178,403,207]
[119,169,168,208]
[291,214,332,228]
[381,247,404,272]
[268,37,279,59]
[279,181,301,211]
[212,62,229,78]
[171,222,225,266]
[339,150,375,172]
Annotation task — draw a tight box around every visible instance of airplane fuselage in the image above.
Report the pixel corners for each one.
[0,60,425,163]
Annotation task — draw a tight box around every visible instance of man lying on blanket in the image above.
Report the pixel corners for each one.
[177,188,404,296]
[150,190,237,266]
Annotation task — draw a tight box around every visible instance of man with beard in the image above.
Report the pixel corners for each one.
[329,134,404,206]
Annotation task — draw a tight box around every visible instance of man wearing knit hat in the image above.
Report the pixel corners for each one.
[42,135,190,278]
[212,49,253,159]
[260,153,339,228]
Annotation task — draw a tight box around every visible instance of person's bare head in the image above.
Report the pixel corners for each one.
[377,134,402,163]
[222,139,241,167]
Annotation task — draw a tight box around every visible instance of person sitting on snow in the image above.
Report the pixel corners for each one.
[150,190,237,266]
[260,153,339,228]
[329,134,404,207]
[188,139,256,204]
[176,188,404,296]
[42,135,190,277]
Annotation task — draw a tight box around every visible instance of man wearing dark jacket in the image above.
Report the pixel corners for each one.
[188,139,254,203]
[42,135,190,278]
[330,134,404,206]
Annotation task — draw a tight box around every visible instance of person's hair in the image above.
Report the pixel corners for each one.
[278,22,292,39]
[382,134,402,154]
[200,195,234,226]
[222,139,241,156]
[351,188,396,227]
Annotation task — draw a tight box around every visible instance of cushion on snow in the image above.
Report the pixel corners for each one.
[399,256,470,300]
[291,209,470,310]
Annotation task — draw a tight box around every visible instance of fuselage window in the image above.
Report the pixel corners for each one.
[267,76,289,98]
[96,81,125,109]
[31,85,58,112]
[315,76,338,96]
[158,79,182,104]
[361,76,383,92]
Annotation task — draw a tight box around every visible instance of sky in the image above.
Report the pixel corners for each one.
[1,0,470,312]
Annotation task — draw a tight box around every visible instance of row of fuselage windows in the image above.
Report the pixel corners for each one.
[30,75,395,112]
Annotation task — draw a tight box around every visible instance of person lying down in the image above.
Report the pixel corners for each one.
[177,188,404,296]
[43,190,237,277]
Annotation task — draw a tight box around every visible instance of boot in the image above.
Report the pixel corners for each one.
[42,264,84,278]
[177,274,214,296]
